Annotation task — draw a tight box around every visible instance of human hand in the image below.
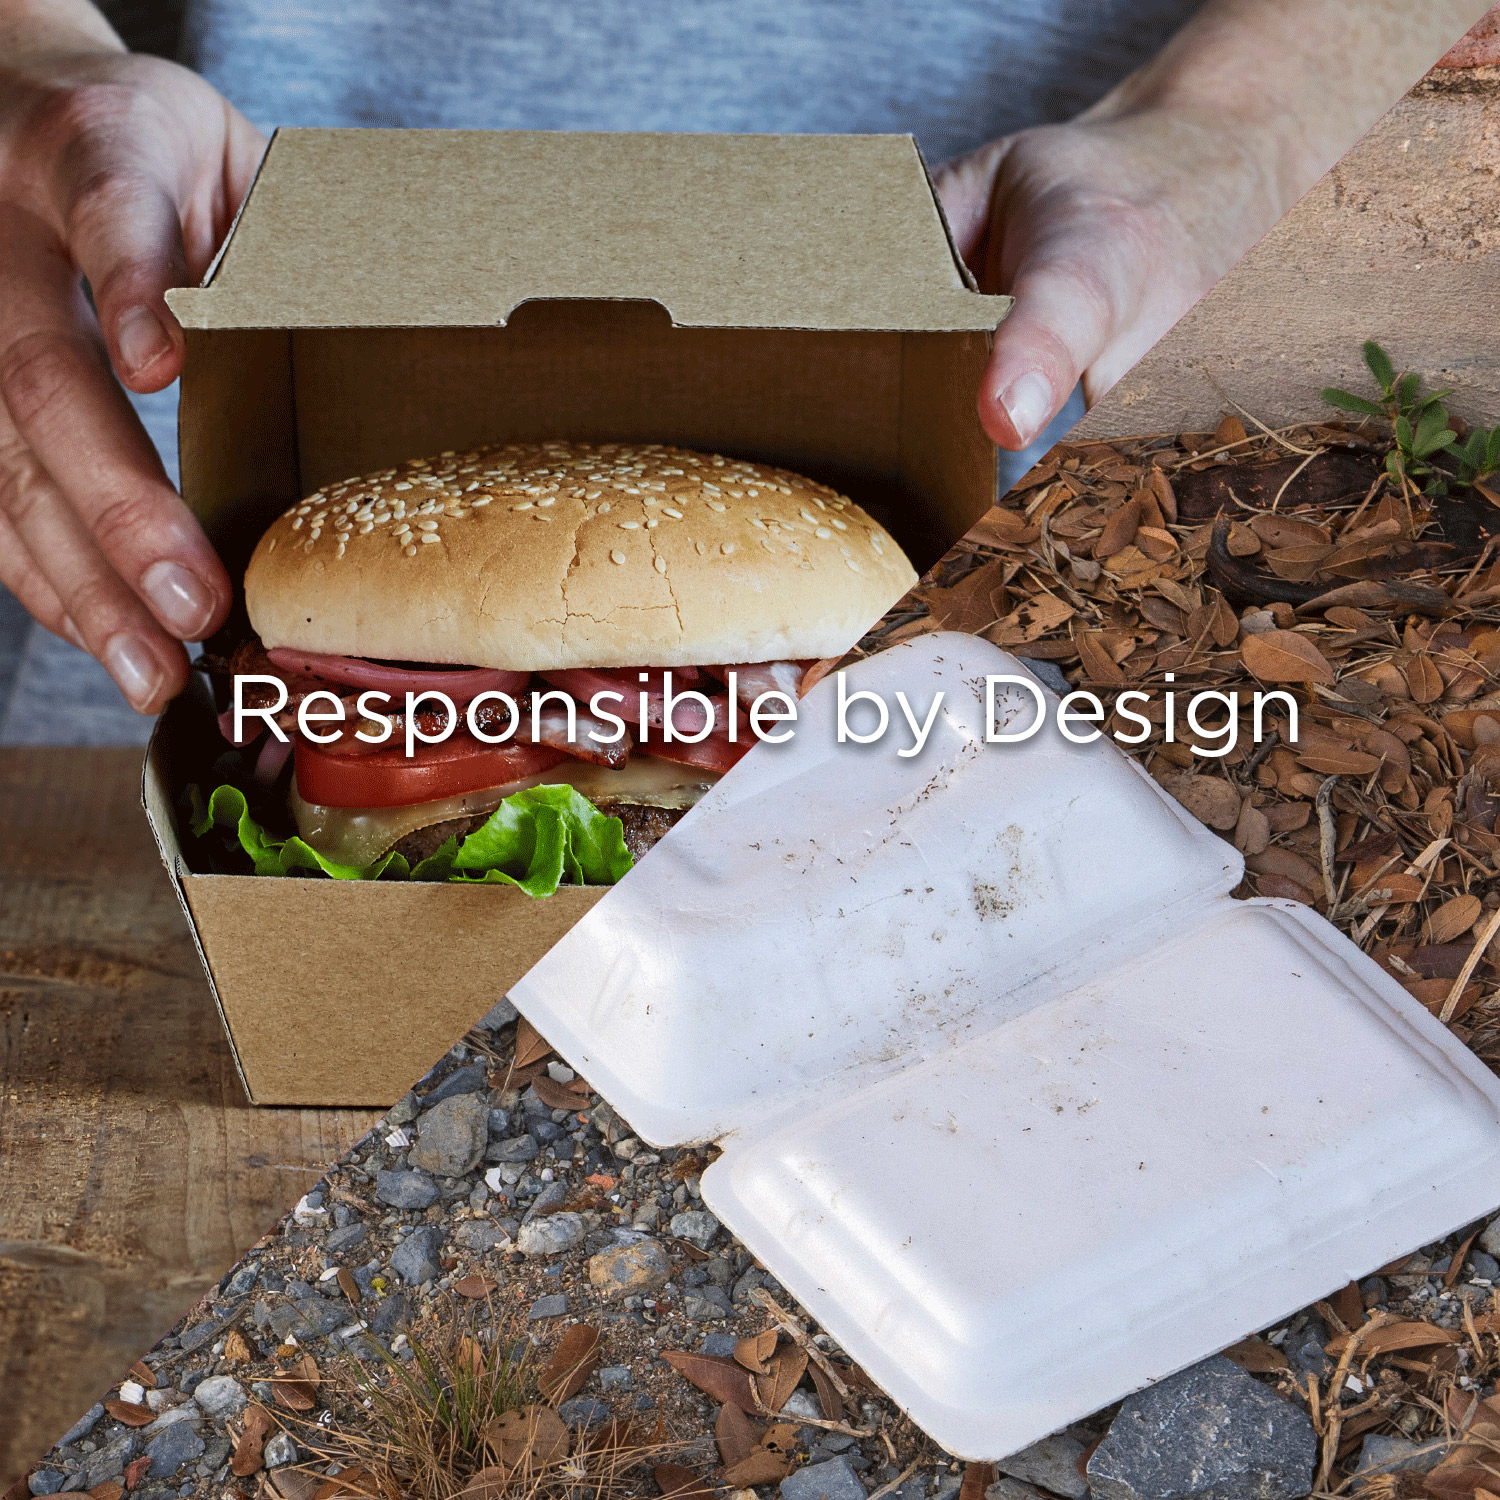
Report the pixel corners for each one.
[934,106,1289,453]
[0,15,264,712]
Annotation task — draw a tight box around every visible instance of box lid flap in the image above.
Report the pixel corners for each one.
[165,129,1010,332]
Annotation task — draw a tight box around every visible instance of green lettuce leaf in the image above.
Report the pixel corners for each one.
[186,781,633,895]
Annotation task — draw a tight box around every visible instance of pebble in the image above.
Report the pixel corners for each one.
[1470,1250,1500,1281]
[529,1293,568,1320]
[598,1365,633,1389]
[589,1239,671,1297]
[684,1286,734,1320]
[390,1225,446,1285]
[263,1433,299,1468]
[27,1471,65,1496]
[410,1093,489,1177]
[57,1404,104,1447]
[1086,1356,1317,1500]
[986,1481,1046,1500]
[1355,1435,1442,1476]
[192,1375,247,1418]
[517,1213,585,1257]
[479,997,519,1030]
[146,1422,206,1479]
[327,1222,368,1255]
[456,1220,512,1252]
[558,1396,611,1429]
[143,1405,200,1437]
[488,1134,541,1164]
[83,1433,138,1489]
[781,1456,868,1500]
[387,1091,421,1126]
[670,1210,721,1250]
[996,1433,1087,1500]
[701,1332,738,1358]
[178,1317,222,1353]
[1015,657,1072,697]
[1480,1215,1500,1258]
[375,1169,438,1210]
[1283,1323,1330,1378]
[223,1264,259,1299]
[421,1062,491,1105]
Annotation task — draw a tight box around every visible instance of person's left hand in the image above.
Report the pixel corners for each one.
[934,105,1290,452]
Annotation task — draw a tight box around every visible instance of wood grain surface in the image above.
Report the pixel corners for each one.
[0,749,378,1486]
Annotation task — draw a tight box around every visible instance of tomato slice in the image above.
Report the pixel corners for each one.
[295,733,567,808]
[643,731,752,775]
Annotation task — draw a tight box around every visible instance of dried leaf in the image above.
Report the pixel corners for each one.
[764,1347,809,1412]
[1094,498,1142,559]
[716,1400,759,1468]
[223,1329,253,1365]
[538,1323,602,1403]
[721,1452,791,1488]
[121,1457,150,1492]
[457,1467,514,1500]
[530,1073,592,1111]
[127,1361,156,1389]
[232,1404,275,1477]
[336,1268,361,1304]
[733,1329,779,1376]
[513,1017,553,1069]
[1164,774,1242,831]
[89,1485,124,1500]
[269,1472,322,1500]
[482,1405,571,1470]
[1426,894,1483,946]
[103,1400,154,1428]
[662,1351,756,1411]
[1241,630,1335,685]
[655,1465,714,1500]
[1406,655,1445,704]
[1327,1320,1464,1356]
[454,1273,501,1300]
[1076,631,1125,687]
[1220,1337,1289,1373]
[809,1361,844,1423]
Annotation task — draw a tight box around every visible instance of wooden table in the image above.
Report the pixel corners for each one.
[0,750,378,1486]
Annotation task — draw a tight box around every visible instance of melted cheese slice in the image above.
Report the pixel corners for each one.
[290,757,720,867]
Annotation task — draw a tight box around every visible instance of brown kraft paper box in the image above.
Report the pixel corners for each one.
[141,127,1010,1106]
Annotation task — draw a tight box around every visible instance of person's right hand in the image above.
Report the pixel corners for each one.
[0,19,264,713]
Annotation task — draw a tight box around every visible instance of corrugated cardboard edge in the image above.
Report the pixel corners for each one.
[139,712,257,1102]
[910,137,981,296]
[198,127,279,294]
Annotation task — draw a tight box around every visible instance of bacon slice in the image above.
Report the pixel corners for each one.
[704,661,811,709]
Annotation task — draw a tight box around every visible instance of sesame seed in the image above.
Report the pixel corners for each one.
[846,557,860,571]
[871,536,884,554]
[646,518,658,529]
[471,496,491,507]
[760,538,774,552]
[832,518,848,531]
[653,555,667,574]
[663,506,682,519]
[394,482,411,491]
[359,521,374,534]
[267,538,277,552]
[417,520,439,532]
[309,527,322,539]
[420,533,441,544]
[694,540,706,554]
[619,521,639,530]
[750,518,767,530]
[707,500,726,513]
[514,502,534,511]
[721,541,735,555]
[815,526,832,539]
[610,549,626,565]
[800,509,818,525]
[372,511,389,523]
[291,517,304,530]
[536,496,555,507]
[403,544,417,557]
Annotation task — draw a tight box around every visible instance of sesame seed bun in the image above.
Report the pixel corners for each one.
[244,441,918,669]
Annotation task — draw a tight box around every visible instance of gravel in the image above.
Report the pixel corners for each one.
[375,1168,438,1210]
[518,1212,585,1256]
[996,1432,1088,1499]
[192,1375,246,1418]
[781,1456,869,1500]
[410,1092,489,1176]
[528,1293,569,1320]
[669,1210,721,1250]
[390,1224,446,1285]
[263,1432,299,1468]
[145,1421,205,1479]
[588,1238,670,1296]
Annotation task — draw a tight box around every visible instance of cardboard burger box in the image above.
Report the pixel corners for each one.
[141,128,1010,1106]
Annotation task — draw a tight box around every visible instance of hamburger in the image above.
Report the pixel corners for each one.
[197,440,916,881]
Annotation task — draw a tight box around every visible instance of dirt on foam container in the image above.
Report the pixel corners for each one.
[512,631,1500,1458]
[140,127,1010,1105]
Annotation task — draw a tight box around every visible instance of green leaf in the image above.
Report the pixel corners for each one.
[1487,428,1500,469]
[1394,413,1415,452]
[1386,450,1405,477]
[1321,387,1385,418]
[450,784,632,896]
[187,783,406,879]
[1363,340,1396,392]
[409,835,460,881]
[1397,373,1421,413]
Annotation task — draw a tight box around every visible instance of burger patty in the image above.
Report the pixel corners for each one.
[389,800,688,868]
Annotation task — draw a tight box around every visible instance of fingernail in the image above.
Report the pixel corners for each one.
[59,615,86,651]
[116,305,170,376]
[104,633,164,711]
[142,559,215,637]
[1000,371,1055,447]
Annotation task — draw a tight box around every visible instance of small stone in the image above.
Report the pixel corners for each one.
[487,1109,511,1137]
[410,1093,489,1177]
[1016,657,1072,697]
[178,1317,221,1353]
[781,1456,867,1500]
[529,1293,568,1320]
[1282,1323,1330,1379]
[985,1482,1045,1500]
[263,1433,299,1469]
[456,1220,512,1252]
[518,1213,585,1257]
[146,1423,205,1479]
[589,1240,670,1297]
[487,1134,540,1164]
[670,1210,721,1250]
[387,1091,421,1126]
[289,1293,346,1336]
[390,1225,445,1285]
[526,1181,570,1219]
[1479,1215,1500,1258]
[223,1264,259,1299]
[557,1396,611,1429]
[598,1365,633,1390]
[422,1061,491,1104]
[58,1404,104,1447]
[1355,1435,1441,1476]
[1086,1356,1317,1500]
[996,1433,1087,1500]
[327,1223,368,1255]
[479,998,519,1030]
[1470,1250,1500,1281]
[701,1331,738,1357]
[143,1405,199,1437]
[376,1169,438,1210]
[83,1433,138,1489]
[28,1470,66,1496]
[292,1194,328,1229]
[684,1286,734,1320]
[192,1375,247,1419]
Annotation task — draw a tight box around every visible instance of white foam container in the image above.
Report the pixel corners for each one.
[513,633,1500,1459]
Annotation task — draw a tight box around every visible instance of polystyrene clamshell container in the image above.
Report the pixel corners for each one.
[513,633,1500,1459]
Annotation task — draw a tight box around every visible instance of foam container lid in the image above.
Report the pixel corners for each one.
[513,633,1500,1458]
